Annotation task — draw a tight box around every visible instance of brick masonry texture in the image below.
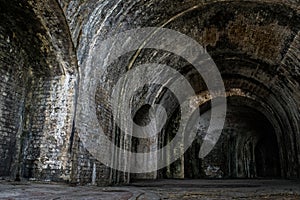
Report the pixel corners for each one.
[0,0,299,186]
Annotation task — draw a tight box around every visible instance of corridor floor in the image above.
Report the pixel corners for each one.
[0,179,299,199]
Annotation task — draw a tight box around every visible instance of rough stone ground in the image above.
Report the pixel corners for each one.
[0,179,299,200]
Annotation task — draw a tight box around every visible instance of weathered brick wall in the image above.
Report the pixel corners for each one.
[59,0,300,183]
[0,0,78,182]
[70,137,112,185]
[69,85,129,186]
[0,68,25,177]
[0,26,27,178]
[2,0,299,184]
[21,75,76,182]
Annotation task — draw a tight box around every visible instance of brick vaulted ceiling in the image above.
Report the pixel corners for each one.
[0,0,299,185]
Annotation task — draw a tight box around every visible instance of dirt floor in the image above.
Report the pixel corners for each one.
[0,179,300,199]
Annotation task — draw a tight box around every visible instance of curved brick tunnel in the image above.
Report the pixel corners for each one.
[0,0,299,186]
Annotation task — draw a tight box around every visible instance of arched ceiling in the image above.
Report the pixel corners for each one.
[2,0,296,177]
[0,0,77,76]
[57,0,300,177]
[59,0,299,106]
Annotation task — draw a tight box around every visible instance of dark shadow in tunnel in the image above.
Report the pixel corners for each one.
[255,130,281,178]
[157,97,281,180]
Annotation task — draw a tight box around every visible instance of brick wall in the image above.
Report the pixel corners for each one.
[0,68,25,177]
[0,27,27,178]
[21,75,76,182]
